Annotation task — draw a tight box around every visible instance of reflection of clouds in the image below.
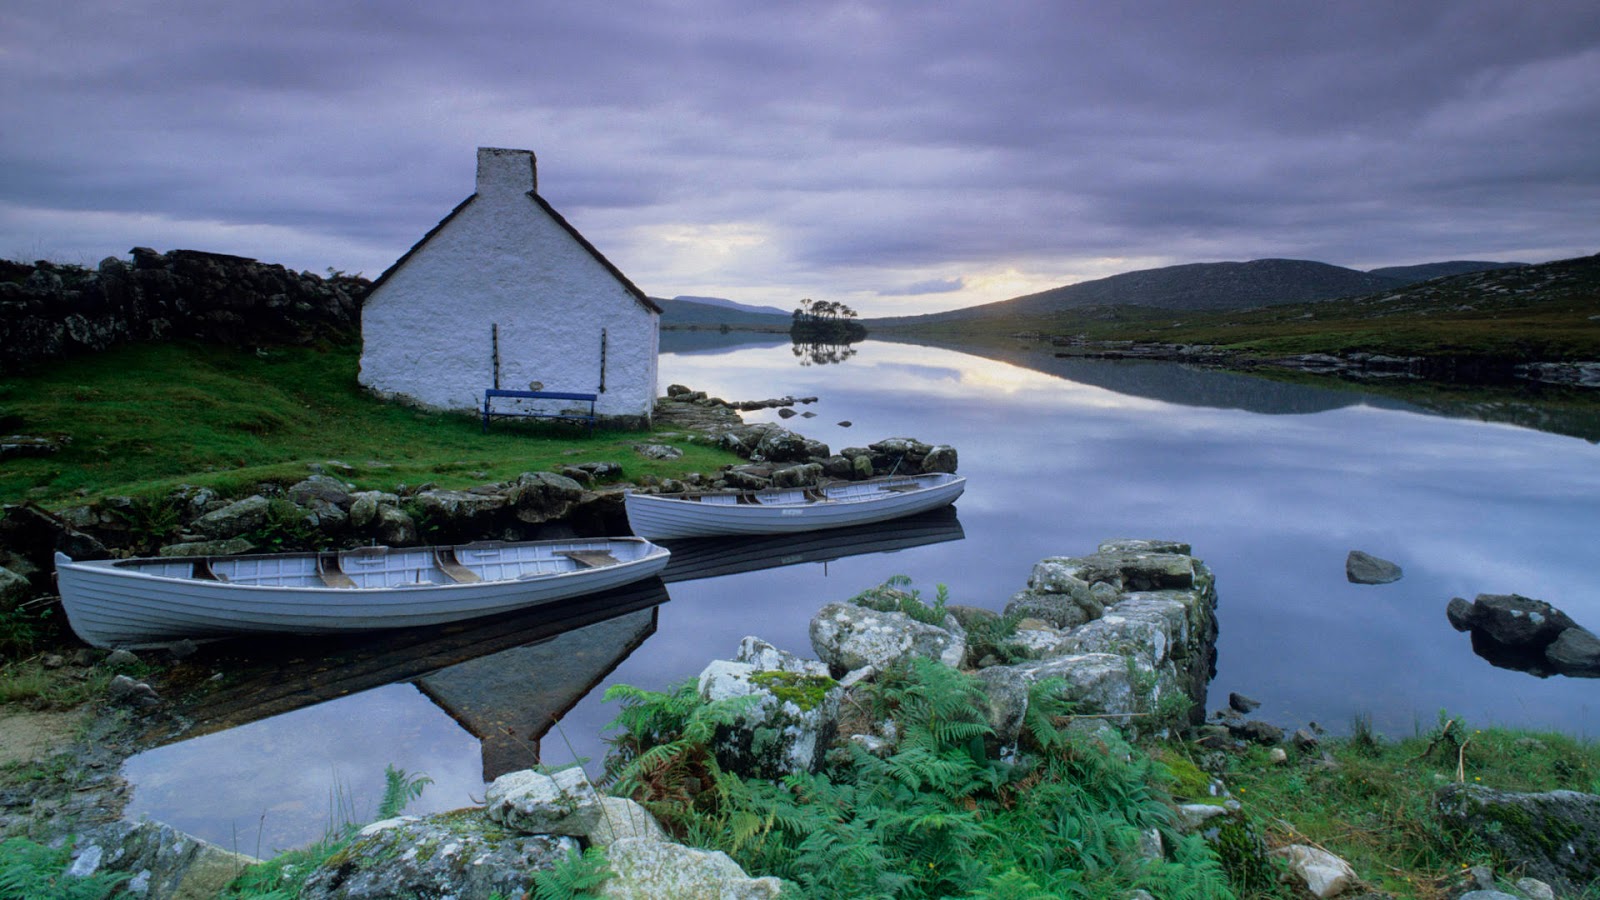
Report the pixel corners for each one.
[124,684,485,855]
[664,340,1600,738]
[132,341,1600,848]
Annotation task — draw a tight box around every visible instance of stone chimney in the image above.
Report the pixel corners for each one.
[476,147,537,196]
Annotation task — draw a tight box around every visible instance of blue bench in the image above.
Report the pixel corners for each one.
[482,389,598,433]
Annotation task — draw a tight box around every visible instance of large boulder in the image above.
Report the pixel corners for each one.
[506,471,584,524]
[192,495,271,540]
[597,836,783,899]
[299,813,577,900]
[697,638,840,778]
[1546,627,1600,676]
[1270,844,1358,898]
[484,767,603,837]
[1435,783,1600,894]
[0,566,30,608]
[976,542,1220,742]
[288,474,353,509]
[1447,594,1578,645]
[67,819,258,900]
[1448,594,1600,678]
[412,488,506,534]
[809,601,966,676]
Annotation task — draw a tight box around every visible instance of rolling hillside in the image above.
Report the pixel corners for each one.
[869,258,1524,329]
[656,296,791,329]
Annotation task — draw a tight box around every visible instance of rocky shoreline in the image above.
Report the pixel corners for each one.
[1043,337,1600,388]
[0,385,958,612]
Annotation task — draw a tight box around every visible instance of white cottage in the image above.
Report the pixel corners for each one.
[359,147,660,424]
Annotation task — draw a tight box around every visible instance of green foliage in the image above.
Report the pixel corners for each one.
[601,679,756,823]
[849,576,949,627]
[531,846,615,900]
[0,837,128,900]
[603,658,1237,899]
[241,498,335,553]
[105,495,185,554]
[377,765,434,820]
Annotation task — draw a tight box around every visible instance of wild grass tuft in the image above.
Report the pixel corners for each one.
[0,837,128,899]
[1221,712,1600,897]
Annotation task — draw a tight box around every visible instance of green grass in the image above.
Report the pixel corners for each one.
[1212,712,1600,898]
[0,340,743,508]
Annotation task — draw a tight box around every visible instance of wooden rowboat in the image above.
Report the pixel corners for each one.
[624,472,966,540]
[54,537,671,649]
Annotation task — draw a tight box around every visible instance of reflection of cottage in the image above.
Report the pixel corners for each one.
[359,147,660,423]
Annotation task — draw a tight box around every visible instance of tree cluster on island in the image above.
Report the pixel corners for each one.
[789,297,867,346]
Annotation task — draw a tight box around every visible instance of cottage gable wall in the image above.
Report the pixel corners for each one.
[359,148,658,421]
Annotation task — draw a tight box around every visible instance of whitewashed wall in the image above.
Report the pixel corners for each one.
[360,148,658,421]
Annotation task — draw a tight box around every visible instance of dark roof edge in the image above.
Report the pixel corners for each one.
[528,191,660,314]
[366,194,479,294]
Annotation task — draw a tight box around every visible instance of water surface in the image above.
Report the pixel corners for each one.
[123,337,1600,854]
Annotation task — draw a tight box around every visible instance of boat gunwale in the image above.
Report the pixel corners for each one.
[630,473,964,506]
[59,539,669,594]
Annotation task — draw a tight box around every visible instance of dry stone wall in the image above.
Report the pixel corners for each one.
[0,249,367,373]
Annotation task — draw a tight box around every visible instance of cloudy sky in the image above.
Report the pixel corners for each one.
[4,1,1597,315]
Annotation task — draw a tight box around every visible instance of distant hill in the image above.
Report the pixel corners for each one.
[672,295,790,316]
[1366,261,1527,282]
[870,257,1528,328]
[656,296,792,328]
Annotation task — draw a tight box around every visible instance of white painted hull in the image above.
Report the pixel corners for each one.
[55,538,670,649]
[625,473,966,540]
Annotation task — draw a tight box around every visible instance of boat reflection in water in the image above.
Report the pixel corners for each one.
[659,505,965,583]
[124,508,965,854]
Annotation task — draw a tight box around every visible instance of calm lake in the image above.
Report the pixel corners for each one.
[123,335,1600,856]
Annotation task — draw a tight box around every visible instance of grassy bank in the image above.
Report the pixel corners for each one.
[0,339,744,509]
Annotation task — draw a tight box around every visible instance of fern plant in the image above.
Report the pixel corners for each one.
[531,846,614,900]
[601,656,1239,899]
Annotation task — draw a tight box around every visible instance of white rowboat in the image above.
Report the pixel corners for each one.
[54,538,671,649]
[624,473,965,540]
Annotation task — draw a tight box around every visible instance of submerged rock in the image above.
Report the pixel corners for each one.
[1448,593,1600,678]
[1345,550,1402,584]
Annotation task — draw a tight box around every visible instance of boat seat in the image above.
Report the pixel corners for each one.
[433,549,483,583]
[193,559,228,582]
[317,555,358,589]
[884,483,921,493]
[558,549,620,568]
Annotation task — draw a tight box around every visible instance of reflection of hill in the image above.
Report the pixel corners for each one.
[660,330,790,355]
[881,335,1600,441]
[883,335,1416,415]
[661,507,965,583]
